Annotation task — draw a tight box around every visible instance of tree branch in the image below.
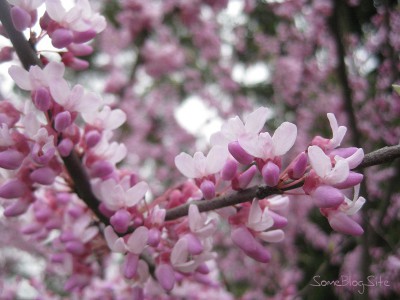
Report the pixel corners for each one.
[165,145,400,221]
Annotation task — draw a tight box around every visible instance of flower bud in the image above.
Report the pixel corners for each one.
[312,185,344,208]
[73,29,97,43]
[33,87,52,111]
[200,179,215,200]
[155,264,175,292]
[85,130,101,148]
[0,149,24,170]
[67,43,93,56]
[333,172,364,189]
[221,159,238,181]
[90,160,114,178]
[228,141,253,165]
[30,167,56,185]
[268,210,288,229]
[10,6,31,31]
[123,253,139,279]
[231,226,270,263]
[233,165,257,190]
[261,161,280,187]
[110,209,132,234]
[66,240,85,255]
[0,179,27,198]
[185,234,203,255]
[54,111,72,132]
[328,211,364,236]
[57,138,74,157]
[196,263,210,274]
[288,152,308,179]
[51,28,73,48]
[147,228,161,247]
[4,198,30,217]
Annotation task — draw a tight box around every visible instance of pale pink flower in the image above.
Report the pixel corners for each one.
[239,122,297,160]
[170,237,216,273]
[126,226,149,255]
[104,226,126,253]
[9,62,65,91]
[90,130,127,164]
[174,145,228,179]
[210,107,271,146]
[45,0,106,33]
[188,204,216,239]
[247,199,284,243]
[82,106,126,130]
[308,145,349,185]
[96,176,148,211]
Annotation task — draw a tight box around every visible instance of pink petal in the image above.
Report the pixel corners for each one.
[308,146,331,178]
[9,65,31,90]
[126,226,148,255]
[328,211,364,236]
[155,264,175,292]
[170,238,189,265]
[175,152,196,178]
[244,107,270,133]
[205,145,228,174]
[258,229,285,243]
[272,122,297,156]
[326,159,349,184]
[125,181,148,207]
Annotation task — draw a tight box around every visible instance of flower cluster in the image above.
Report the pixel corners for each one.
[7,0,106,69]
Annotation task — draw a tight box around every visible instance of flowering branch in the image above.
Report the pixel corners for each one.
[0,0,108,225]
[165,145,400,221]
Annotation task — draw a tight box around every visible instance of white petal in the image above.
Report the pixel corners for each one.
[248,199,262,224]
[346,148,364,169]
[221,116,245,140]
[104,226,126,253]
[188,204,201,233]
[239,133,269,159]
[209,131,229,147]
[125,181,148,207]
[44,61,65,79]
[308,146,332,178]
[272,122,297,156]
[105,109,126,130]
[205,145,228,175]
[49,79,70,106]
[126,226,149,255]
[244,107,270,134]
[170,238,188,265]
[175,152,196,178]
[325,159,349,184]
[258,229,285,243]
[45,0,66,22]
[267,195,289,210]
[346,196,366,215]
[9,65,31,90]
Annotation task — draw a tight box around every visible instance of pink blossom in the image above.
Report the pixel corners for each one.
[210,107,271,147]
[308,145,349,185]
[239,122,297,161]
[95,176,148,211]
[45,0,106,33]
[175,145,228,179]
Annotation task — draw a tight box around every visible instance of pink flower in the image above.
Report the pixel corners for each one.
[104,226,126,253]
[247,199,285,243]
[210,107,271,146]
[175,145,228,179]
[308,145,349,185]
[45,0,106,33]
[239,122,297,161]
[96,176,148,211]
[188,204,216,239]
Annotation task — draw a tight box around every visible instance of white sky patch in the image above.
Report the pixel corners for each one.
[233,62,271,85]
[175,96,223,142]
